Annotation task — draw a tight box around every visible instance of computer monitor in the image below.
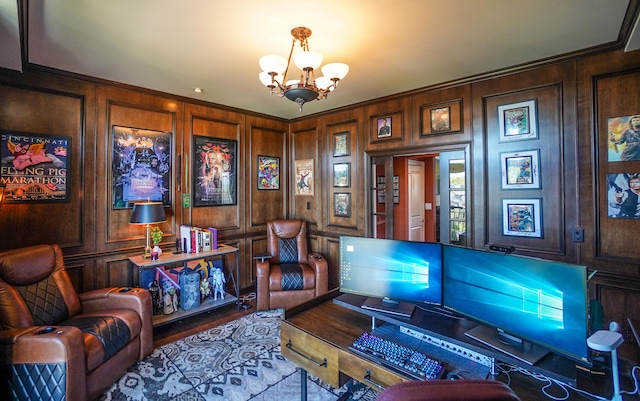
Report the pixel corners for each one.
[442,245,590,365]
[339,236,443,317]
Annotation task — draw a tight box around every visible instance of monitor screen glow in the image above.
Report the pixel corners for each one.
[339,236,443,306]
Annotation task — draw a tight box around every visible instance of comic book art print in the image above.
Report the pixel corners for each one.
[295,159,314,196]
[1,131,70,203]
[257,155,280,190]
[498,100,537,141]
[502,198,542,237]
[193,136,237,207]
[607,173,640,219]
[112,126,171,209]
[608,115,640,162]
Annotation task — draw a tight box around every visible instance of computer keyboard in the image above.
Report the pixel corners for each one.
[349,331,444,380]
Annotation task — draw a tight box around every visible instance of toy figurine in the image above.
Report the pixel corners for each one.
[210,266,226,300]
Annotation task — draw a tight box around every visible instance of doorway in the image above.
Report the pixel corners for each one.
[369,149,467,245]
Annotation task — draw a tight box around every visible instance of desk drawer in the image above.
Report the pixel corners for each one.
[281,321,339,387]
[339,349,408,391]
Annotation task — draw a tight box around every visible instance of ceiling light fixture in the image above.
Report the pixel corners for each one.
[259,27,349,112]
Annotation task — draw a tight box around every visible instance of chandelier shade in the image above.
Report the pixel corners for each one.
[259,27,348,112]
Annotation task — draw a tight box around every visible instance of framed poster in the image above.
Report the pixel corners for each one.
[333,131,350,157]
[1,131,71,203]
[334,192,351,217]
[193,135,237,207]
[500,149,540,189]
[430,106,451,133]
[111,126,171,209]
[607,173,640,218]
[502,198,542,237]
[607,114,640,162]
[498,100,538,141]
[257,155,280,190]
[377,117,392,138]
[333,163,350,187]
[295,159,314,196]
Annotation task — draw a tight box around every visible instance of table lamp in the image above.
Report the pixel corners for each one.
[129,201,166,258]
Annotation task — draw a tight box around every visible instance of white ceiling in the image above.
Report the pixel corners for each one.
[15,0,636,119]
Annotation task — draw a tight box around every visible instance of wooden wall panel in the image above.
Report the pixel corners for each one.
[484,84,565,254]
[364,97,411,151]
[189,115,242,231]
[594,70,640,262]
[410,84,472,146]
[247,118,287,230]
[105,102,176,244]
[326,234,342,289]
[326,120,359,231]
[291,125,321,226]
[0,84,86,251]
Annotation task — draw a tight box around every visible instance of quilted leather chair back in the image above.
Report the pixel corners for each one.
[266,219,308,264]
[0,244,82,330]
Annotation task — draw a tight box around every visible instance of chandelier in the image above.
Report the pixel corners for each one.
[259,27,349,112]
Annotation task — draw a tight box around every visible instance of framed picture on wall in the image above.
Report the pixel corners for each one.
[430,106,451,133]
[295,158,314,196]
[607,114,640,162]
[192,135,237,207]
[377,117,392,138]
[607,173,640,218]
[333,163,350,187]
[502,198,542,237]
[111,125,172,209]
[257,155,279,190]
[333,131,350,157]
[334,192,351,217]
[500,149,540,189]
[1,130,72,204]
[498,100,538,141]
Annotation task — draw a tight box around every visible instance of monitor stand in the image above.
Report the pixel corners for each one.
[465,324,549,365]
[360,297,415,318]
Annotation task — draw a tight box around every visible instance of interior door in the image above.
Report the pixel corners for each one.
[408,159,425,241]
[370,156,394,239]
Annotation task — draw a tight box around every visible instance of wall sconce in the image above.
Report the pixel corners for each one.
[129,201,166,258]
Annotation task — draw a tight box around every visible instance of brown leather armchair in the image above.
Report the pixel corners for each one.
[0,244,153,401]
[256,220,328,311]
[376,380,521,401]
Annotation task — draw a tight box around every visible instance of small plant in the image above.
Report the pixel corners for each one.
[151,226,163,245]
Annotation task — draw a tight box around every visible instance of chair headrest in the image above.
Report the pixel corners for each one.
[0,244,60,285]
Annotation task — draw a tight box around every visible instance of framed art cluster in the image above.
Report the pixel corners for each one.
[495,99,544,238]
[605,114,640,219]
[331,127,353,219]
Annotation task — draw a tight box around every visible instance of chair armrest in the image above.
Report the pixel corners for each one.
[0,326,87,400]
[253,253,272,262]
[79,287,153,359]
[307,253,328,296]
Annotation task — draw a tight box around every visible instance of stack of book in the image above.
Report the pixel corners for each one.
[179,225,218,253]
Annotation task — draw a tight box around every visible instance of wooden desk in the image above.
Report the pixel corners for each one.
[129,245,240,327]
[281,291,633,401]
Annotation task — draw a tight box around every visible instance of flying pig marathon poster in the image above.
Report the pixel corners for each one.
[1,131,70,202]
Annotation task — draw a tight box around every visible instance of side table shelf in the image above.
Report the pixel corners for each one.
[128,244,240,327]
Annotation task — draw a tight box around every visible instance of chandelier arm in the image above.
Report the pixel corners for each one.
[281,38,297,87]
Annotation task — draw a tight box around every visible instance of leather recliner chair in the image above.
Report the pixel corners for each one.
[0,244,153,401]
[256,219,328,311]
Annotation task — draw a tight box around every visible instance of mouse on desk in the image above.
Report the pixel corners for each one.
[446,371,464,381]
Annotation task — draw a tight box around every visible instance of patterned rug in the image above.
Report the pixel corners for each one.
[99,309,380,401]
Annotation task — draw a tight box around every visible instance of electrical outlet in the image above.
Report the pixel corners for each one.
[572,227,584,242]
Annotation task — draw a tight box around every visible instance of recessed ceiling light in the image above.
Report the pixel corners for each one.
[194,87,204,93]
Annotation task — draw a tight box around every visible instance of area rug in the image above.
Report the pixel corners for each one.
[99,309,380,401]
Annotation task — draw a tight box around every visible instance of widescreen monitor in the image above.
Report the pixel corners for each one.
[339,236,443,317]
[442,245,590,365]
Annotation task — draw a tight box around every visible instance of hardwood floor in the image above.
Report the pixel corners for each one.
[152,295,257,347]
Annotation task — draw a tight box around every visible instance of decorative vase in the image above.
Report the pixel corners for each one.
[152,245,162,260]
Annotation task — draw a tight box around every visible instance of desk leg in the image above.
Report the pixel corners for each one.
[300,368,307,401]
[235,250,240,310]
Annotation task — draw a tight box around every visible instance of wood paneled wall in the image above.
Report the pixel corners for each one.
[1,48,640,360]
